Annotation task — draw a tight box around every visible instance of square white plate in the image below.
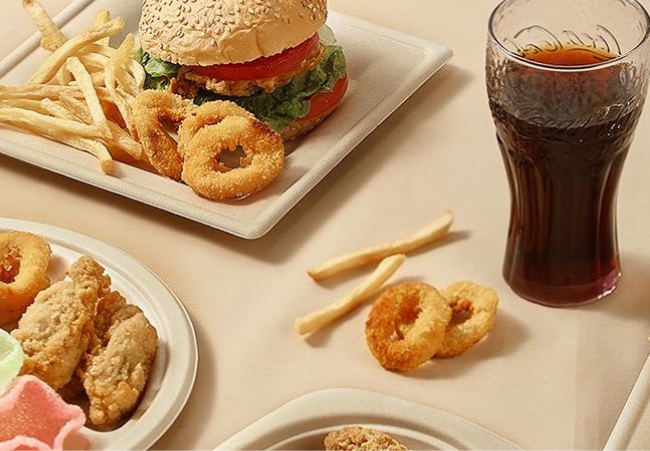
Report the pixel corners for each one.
[214,388,520,450]
[0,0,452,239]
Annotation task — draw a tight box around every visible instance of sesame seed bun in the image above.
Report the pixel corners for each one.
[139,0,328,66]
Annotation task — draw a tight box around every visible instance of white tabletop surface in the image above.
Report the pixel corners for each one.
[2,0,650,450]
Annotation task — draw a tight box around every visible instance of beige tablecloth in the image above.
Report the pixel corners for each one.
[1,0,650,449]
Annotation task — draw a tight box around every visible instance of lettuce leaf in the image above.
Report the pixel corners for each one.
[136,47,179,90]
[137,28,347,132]
[195,44,347,131]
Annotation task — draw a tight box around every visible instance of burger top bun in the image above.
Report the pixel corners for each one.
[139,0,328,66]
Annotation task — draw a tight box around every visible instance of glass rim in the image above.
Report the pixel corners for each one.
[488,0,650,72]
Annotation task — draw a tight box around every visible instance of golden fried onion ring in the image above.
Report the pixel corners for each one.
[132,90,194,180]
[434,281,499,358]
[180,114,284,200]
[177,100,256,158]
[0,231,52,325]
[365,282,451,372]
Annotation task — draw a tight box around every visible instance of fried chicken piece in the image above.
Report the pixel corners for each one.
[12,253,159,426]
[324,426,410,451]
[57,257,125,400]
[82,303,158,426]
[66,255,112,296]
[60,255,158,426]
[10,256,106,390]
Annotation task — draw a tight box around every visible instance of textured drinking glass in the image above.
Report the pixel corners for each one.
[486,0,650,306]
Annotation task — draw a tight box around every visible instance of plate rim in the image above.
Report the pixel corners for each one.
[0,216,198,451]
[604,349,650,450]
[214,387,521,450]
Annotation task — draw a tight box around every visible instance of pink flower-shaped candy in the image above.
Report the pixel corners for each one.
[0,375,87,450]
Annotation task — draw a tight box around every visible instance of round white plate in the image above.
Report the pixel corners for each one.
[0,217,198,450]
[215,388,521,450]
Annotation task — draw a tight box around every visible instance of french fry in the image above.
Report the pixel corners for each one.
[0,84,110,102]
[105,35,140,135]
[78,52,110,73]
[106,34,139,95]
[65,56,111,138]
[28,17,125,84]
[63,138,114,174]
[129,59,146,92]
[58,96,92,123]
[295,254,407,335]
[104,122,143,161]
[0,107,107,139]
[39,98,77,120]
[0,98,50,114]
[0,107,113,173]
[55,66,73,85]
[22,0,66,51]
[93,10,112,46]
[308,211,454,281]
[82,43,117,58]
[60,96,143,161]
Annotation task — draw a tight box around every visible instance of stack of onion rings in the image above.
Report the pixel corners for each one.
[365,282,451,372]
[365,280,499,371]
[0,231,52,326]
[132,90,285,200]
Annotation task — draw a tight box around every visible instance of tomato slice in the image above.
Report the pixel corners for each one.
[192,34,319,81]
[299,76,349,122]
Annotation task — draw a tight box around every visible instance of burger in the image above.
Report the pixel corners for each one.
[137,0,348,140]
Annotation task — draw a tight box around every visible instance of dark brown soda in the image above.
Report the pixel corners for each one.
[490,46,643,305]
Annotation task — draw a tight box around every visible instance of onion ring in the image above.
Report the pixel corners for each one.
[180,114,284,200]
[0,231,52,326]
[132,90,194,180]
[365,282,451,372]
[177,100,255,158]
[434,281,499,358]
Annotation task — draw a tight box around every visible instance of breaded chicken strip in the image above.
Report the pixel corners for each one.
[10,256,105,390]
[58,256,126,400]
[82,303,158,426]
[67,255,111,298]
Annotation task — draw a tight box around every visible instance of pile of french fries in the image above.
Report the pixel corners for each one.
[0,0,145,174]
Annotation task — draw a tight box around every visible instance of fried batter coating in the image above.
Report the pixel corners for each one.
[324,426,410,451]
[365,282,451,372]
[10,257,103,390]
[82,304,158,426]
[67,255,112,296]
[67,255,128,350]
[434,281,499,358]
[132,89,195,179]
[177,99,255,157]
[64,255,157,426]
[180,113,284,200]
[0,231,52,326]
